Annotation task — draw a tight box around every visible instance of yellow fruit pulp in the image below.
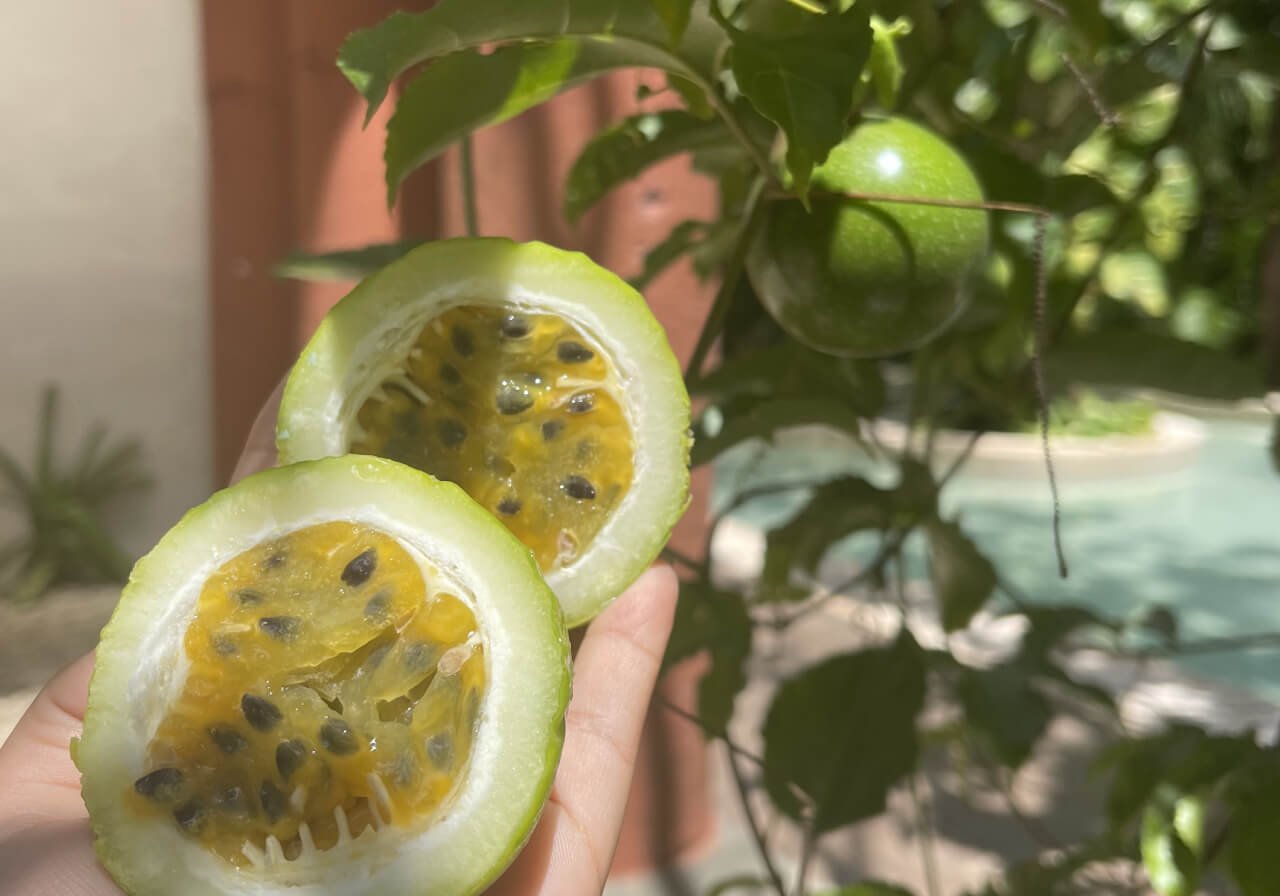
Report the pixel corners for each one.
[127,522,485,867]
[352,304,634,571]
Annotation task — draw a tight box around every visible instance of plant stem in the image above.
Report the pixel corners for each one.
[791,817,818,896]
[659,698,767,768]
[909,774,942,896]
[684,177,768,386]
[661,545,707,575]
[728,746,789,896]
[459,135,479,237]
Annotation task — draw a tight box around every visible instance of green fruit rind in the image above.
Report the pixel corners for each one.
[76,456,571,896]
[748,117,989,358]
[276,237,692,627]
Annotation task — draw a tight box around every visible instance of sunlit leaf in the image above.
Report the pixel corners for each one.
[565,110,731,222]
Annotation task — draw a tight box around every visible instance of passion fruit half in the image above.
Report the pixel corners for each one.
[75,456,570,896]
[276,238,691,626]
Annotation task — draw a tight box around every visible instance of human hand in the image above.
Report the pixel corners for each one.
[0,382,679,896]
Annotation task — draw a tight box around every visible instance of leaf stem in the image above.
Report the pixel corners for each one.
[791,815,819,896]
[459,135,479,237]
[661,545,707,575]
[659,697,767,768]
[728,746,789,895]
[684,176,768,385]
[909,774,942,896]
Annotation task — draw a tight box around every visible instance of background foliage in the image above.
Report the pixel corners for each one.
[295,0,1280,892]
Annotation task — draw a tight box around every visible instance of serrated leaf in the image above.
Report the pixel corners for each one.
[664,582,751,738]
[387,40,642,202]
[565,110,731,222]
[957,663,1053,769]
[724,5,874,196]
[763,631,925,832]
[276,241,426,283]
[338,0,725,122]
[690,397,868,467]
[651,0,694,44]
[761,477,892,596]
[629,220,710,291]
[926,518,996,633]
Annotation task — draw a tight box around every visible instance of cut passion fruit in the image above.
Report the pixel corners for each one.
[75,456,570,896]
[276,238,691,626]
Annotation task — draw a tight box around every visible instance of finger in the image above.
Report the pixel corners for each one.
[229,375,286,485]
[491,565,678,894]
[0,652,118,896]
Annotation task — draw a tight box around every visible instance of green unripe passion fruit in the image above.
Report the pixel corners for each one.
[747,117,989,358]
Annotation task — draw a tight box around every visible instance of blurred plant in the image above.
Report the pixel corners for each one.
[283,0,1280,892]
[0,385,152,604]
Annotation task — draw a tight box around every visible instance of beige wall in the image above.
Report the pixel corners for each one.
[0,1,211,557]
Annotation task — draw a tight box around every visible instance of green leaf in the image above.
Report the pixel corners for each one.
[276,241,426,282]
[761,477,892,595]
[926,518,996,633]
[338,0,725,122]
[651,0,694,44]
[724,5,874,196]
[565,110,731,222]
[1049,330,1264,402]
[763,631,926,832]
[814,884,916,896]
[664,582,752,737]
[694,342,886,418]
[957,663,1053,769]
[1018,605,1112,667]
[690,397,868,467]
[1269,416,1279,475]
[1230,773,1280,896]
[1141,786,1204,896]
[629,220,710,291]
[387,40,643,202]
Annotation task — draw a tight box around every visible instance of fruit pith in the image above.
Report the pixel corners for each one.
[126,521,485,869]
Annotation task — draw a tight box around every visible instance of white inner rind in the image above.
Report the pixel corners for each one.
[78,457,570,896]
[277,239,692,626]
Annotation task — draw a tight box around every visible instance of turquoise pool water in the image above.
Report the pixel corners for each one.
[714,417,1280,701]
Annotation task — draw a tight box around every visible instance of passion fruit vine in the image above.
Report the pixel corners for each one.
[747,117,990,358]
[276,237,692,627]
[75,457,570,896]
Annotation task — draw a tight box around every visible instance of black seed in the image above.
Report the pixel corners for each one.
[500,314,531,339]
[497,496,522,516]
[263,550,287,571]
[209,724,248,754]
[439,362,461,385]
[235,588,263,606]
[173,801,207,834]
[213,785,253,818]
[213,635,238,656]
[134,767,183,802]
[557,341,594,363]
[364,591,391,622]
[436,418,467,448]
[260,781,288,823]
[496,380,534,415]
[541,420,565,441]
[276,739,308,781]
[562,475,597,500]
[568,392,594,414]
[319,718,359,755]
[259,616,300,642]
[341,548,378,587]
[427,733,454,768]
[451,325,474,356]
[487,454,516,477]
[241,694,283,732]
